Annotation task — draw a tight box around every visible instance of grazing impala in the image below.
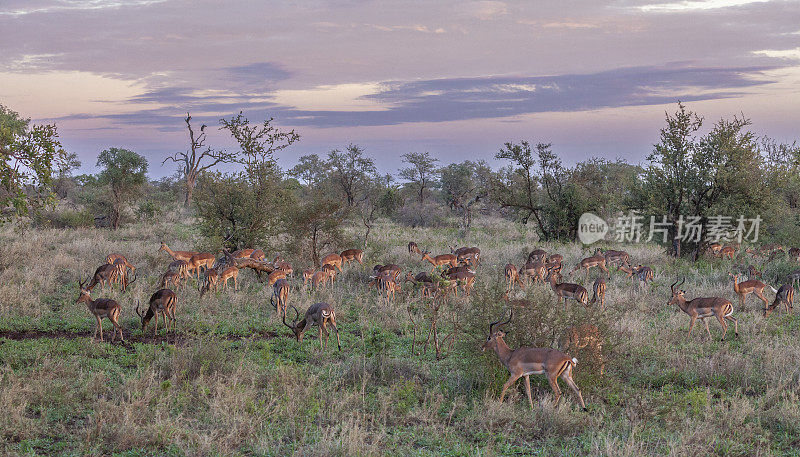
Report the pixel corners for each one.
[232,248,256,259]
[106,254,135,276]
[505,264,525,292]
[765,283,794,317]
[602,249,630,268]
[482,310,587,411]
[408,241,421,256]
[271,278,290,317]
[199,268,219,297]
[340,249,364,266]
[283,303,341,350]
[321,253,343,272]
[521,260,547,284]
[558,324,605,375]
[421,251,458,270]
[371,273,401,302]
[273,256,293,275]
[447,269,476,295]
[158,242,197,262]
[321,264,337,283]
[730,273,775,311]
[546,270,589,306]
[167,260,190,279]
[310,270,330,288]
[373,264,402,279]
[76,277,123,342]
[590,276,606,310]
[620,264,654,285]
[87,263,117,291]
[719,246,736,259]
[159,269,182,291]
[546,254,563,265]
[787,270,800,290]
[136,288,177,336]
[668,278,738,340]
[451,246,480,265]
[569,252,610,279]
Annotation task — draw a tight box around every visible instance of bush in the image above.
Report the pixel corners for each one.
[396,200,448,228]
[31,208,94,229]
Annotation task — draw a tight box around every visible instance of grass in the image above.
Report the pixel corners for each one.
[1,212,800,456]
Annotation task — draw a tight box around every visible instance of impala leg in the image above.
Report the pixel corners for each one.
[523,375,534,410]
[755,290,768,311]
[687,316,697,338]
[703,318,712,340]
[329,321,341,350]
[499,373,521,403]
[560,368,588,411]
[94,315,101,341]
[546,374,562,405]
[715,314,728,341]
[725,315,739,336]
[154,312,159,336]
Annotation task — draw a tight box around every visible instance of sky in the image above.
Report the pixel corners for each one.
[1,0,799,178]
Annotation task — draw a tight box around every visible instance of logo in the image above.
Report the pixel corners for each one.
[578,212,608,245]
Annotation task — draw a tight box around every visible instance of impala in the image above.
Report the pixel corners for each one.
[787,269,800,289]
[158,269,182,291]
[303,268,315,286]
[421,251,458,270]
[199,267,219,297]
[167,260,190,279]
[505,264,525,292]
[668,278,738,340]
[527,249,547,263]
[220,265,239,291]
[521,260,547,284]
[283,303,341,350]
[569,253,610,279]
[188,252,216,280]
[106,254,135,276]
[232,248,256,259]
[158,242,197,262]
[546,254,563,265]
[719,246,735,259]
[447,269,476,295]
[545,270,589,306]
[765,283,794,317]
[321,253,343,272]
[707,243,723,256]
[482,310,587,411]
[273,256,293,275]
[87,263,117,291]
[372,273,401,302]
[408,241,421,256]
[404,272,436,298]
[451,246,480,265]
[310,270,330,288]
[321,264,338,283]
[340,248,364,266]
[620,264,654,285]
[271,278,290,317]
[373,264,402,279]
[788,247,800,262]
[76,277,123,342]
[558,324,605,375]
[602,249,630,268]
[730,273,775,311]
[745,265,762,279]
[590,276,606,310]
[136,288,177,336]
[250,249,266,261]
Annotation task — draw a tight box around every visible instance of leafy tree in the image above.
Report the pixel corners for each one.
[440,160,491,228]
[289,154,327,187]
[399,152,439,204]
[96,148,148,230]
[326,144,377,207]
[193,163,290,250]
[492,141,552,239]
[1,104,68,217]
[97,148,147,230]
[219,111,300,169]
[285,196,345,267]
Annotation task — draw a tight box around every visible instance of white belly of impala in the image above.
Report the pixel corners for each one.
[523,369,545,376]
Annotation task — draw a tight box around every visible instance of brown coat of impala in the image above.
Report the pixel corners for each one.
[87,263,117,291]
[159,270,182,291]
[420,251,458,270]
[620,264,654,285]
[273,256,293,275]
[283,303,341,350]
[220,266,239,291]
[452,246,480,265]
[321,253,343,272]
[232,248,256,259]
[730,273,775,311]
[188,253,216,279]
[765,283,794,317]
[505,264,525,292]
[200,268,219,297]
[271,278,290,317]
[527,249,547,263]
[668,278,738,340]
[168,260,190,279]
[106,254,135,276]
[373,264,402,279]
[408,241,421,256]
[569,253,610,279]
[521,260,547,284]
[719,246,736,259]
[136,288,177,336]
[590,276,606,310]
[340,249,364,266]
[602,250,629,268]
[159,242,197,262]
[546,271,589,306]
[482,310,587,410]
[76,277,123,342]
[447,269,476,295]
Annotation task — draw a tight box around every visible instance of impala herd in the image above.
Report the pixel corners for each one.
[72,240,800,411]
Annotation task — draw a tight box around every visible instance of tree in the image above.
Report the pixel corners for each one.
[285,196,345,267]
[326,144,377,207]
[440,160,491,228]
[399,152,439,204]
[492,141,551,239]
[1,104,68,217]
[289,154,327,187]
[96,148,148,230]
[164,113,238,206]
[219,111,300,169]
[193,164,290,250]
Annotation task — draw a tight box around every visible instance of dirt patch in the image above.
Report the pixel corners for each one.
[0,329,281,346]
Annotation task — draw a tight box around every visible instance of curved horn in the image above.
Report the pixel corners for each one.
[670,277,678,294]
[135,300,143,318]
[498,309,513,329]
[282,305,300,330]
[679,277,686,289]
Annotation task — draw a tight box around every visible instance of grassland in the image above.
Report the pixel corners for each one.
[2,212,800,456]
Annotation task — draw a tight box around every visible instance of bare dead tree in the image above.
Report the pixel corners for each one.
[163,113,238,206]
